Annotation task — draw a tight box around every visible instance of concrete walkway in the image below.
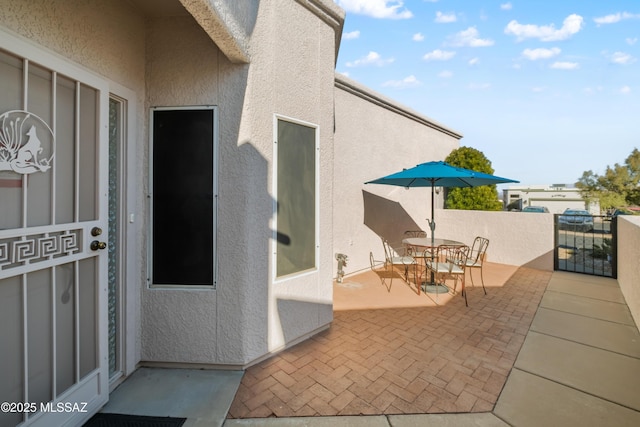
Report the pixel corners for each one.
[100,270,640,427]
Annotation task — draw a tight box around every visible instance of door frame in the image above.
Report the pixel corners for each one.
[106,84,139,388]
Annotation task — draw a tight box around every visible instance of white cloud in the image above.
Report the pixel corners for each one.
[345,51,395,67]
[593,12,640,25]
[584,86,603,95]
[343,30,360,40]
[500,3,512,11]
[468,57,480,65]
[435,11,457,23]
[381,75,422,88]
[505,14,584,42]
[335,0,413,19]
[468,82,491,90]
[423,49,456,61]
[522,47,561,60]
[413,33,424,41]
[438,70,453,78]
[620,85,632,94]
[610,51,635,65]
[626,37,638,46]
[531,86,545,93]
[550,61,579,70]
[447,27,494,47]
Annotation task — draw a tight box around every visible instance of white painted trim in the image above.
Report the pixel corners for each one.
[107,82,140,381]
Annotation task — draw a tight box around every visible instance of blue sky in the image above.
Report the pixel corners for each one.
[334,0,640,187]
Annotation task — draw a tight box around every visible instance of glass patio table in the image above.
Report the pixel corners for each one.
[402,237,466,294]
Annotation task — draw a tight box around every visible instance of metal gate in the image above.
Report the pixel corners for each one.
[554,213,617,278]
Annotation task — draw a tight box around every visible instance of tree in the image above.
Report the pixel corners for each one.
[577,148,640,211]
[444,146,503,211]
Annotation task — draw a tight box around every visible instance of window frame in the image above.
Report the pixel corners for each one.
[272,114,320,282]
[148,105,219,289]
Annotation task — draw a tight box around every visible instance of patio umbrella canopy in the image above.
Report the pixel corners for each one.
[365,161,519,246]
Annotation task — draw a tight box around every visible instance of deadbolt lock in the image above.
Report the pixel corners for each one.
[90,240,107,251]
[91,227,103,237]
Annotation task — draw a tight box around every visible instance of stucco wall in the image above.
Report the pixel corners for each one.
[142,14,229,365]
[143,0,342,366]
[435,210,554,269]
[333,75,462,276]
[616,216,640,329]
[239,0,342,364]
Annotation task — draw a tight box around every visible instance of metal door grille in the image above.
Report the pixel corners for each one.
[0,40,106,427]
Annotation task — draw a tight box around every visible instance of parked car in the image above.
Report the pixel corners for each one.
[522,206,549,213]
[558,209,594,232]
[604,208,640,220]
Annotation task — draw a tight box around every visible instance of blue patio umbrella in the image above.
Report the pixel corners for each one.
[365,161,519,248]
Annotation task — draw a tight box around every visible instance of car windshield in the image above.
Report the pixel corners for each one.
[564,210,589,215]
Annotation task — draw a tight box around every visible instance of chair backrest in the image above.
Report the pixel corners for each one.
[404,230,427,238]
[381,238,395,262]
[434,245,469,273]
[469,237,489,264]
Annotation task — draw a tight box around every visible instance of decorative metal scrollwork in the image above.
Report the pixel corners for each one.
[0,230,80,270]
[0,110,54,175]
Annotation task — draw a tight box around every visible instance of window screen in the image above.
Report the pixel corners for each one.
[276,118,317,277]
[151,108,215,286]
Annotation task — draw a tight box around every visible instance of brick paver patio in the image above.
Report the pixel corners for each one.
[227,266,552,419]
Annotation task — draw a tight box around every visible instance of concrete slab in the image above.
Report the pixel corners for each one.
[495,369,640,427]
[223,415,390,426]
[546,275,625,303]
[531,307,640,357]
[387,413,509,426]
[540,290,636,325]
[102,368,243,426]
[550,271,619,287]
[515,332,640,411]
[223,414,509,427]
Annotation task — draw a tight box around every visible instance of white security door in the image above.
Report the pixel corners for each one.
[0,33,109,427]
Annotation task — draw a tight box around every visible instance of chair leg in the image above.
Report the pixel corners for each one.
[460,275,468,306]
[385,265,393,292]
[469,267,487,295]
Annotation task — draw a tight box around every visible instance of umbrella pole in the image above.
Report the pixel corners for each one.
[429,184,435,246]
[425,184,446,296]
[426,185,436,292]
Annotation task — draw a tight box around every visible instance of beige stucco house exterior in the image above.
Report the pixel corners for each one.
[0,1,462,425]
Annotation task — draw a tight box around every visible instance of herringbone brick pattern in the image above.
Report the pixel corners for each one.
[227,266,551,419]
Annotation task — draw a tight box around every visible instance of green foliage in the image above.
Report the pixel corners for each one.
[592,238,612,260]
[444,146,503,211]
[577,148,640,210]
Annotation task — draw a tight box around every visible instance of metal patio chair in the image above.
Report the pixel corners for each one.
[371,238,417,292]
[426,244,471,306]
[465,236,489,295]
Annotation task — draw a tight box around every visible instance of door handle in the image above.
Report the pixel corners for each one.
[90,240,107,251]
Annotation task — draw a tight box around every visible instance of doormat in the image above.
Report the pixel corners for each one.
[83,413,186,427]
